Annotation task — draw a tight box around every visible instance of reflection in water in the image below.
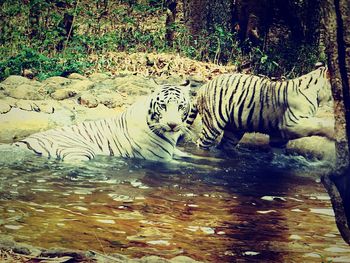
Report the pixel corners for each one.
[0,145,349,262]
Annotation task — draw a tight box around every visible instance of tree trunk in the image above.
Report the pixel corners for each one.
[165,0,177,47]
[304,0,322,45]
[183,0,207,39]
[234,0,271,45]
[321,0,350,245]
[56,12,74,51]
[29,0,41,39]
[183,0,233,40]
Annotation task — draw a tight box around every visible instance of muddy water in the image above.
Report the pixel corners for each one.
[0,146,349,262]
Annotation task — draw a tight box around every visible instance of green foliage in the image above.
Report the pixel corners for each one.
[0,47,91,81]
[0,0,323,81]
[249,41,324,77]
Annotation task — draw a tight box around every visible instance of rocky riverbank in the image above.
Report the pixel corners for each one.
[0,71,336,163]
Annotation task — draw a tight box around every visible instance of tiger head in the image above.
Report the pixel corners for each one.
[147,81,191,137]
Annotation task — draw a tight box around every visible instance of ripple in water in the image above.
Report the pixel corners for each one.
[0,145,347,262]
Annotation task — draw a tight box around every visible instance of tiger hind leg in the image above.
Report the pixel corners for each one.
[269,135,289,148]
[282,117,334,141]
[269,135,289,156]
[217,130,244,151]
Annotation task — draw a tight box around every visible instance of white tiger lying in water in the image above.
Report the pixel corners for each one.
[14,82,192,161]
[187,65,334,150]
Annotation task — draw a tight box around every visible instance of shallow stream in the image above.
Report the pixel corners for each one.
[0,145,349,262]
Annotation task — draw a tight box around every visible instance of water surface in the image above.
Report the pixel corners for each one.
[0,145,349,262]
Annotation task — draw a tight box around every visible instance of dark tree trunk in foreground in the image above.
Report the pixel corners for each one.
[322,0,350,245]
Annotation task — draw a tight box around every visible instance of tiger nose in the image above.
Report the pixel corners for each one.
[167,122,178,130]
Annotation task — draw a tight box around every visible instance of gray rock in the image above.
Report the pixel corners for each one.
[42,76,72,86]
[5,83,44,100]
[72,104,119,123]
[78,92,99,108]
[0,107,74,143]
[170,256,201,263]
[2,75,41,87]
[139,255,169,263]
[97,92,126,108]
[89,72,110,82]
[13,246,31,255]
[0,100,11,114]
[50,88,77,100]
[111,75,157,96]
[40,77,74,96]
[15,100,40,111]
[68,79,95,91]
[68,73,88,80]
[0,109,52,142]
[36,100,58,114]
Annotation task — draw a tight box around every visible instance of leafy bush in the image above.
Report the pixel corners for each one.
[0,47,92,81]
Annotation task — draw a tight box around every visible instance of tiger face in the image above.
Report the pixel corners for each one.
[147,82,191,136]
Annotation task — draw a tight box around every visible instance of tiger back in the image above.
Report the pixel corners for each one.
[14,82,192,161]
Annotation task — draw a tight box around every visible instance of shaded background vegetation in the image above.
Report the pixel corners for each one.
[0,0,325,81]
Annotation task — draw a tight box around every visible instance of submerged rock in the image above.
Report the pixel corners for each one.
[0,237,202,263]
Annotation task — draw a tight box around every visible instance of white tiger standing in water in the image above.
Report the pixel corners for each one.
[187,64,334,150]
[14,81,192,161]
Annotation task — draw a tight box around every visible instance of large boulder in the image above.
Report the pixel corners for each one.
[1,75,40,87]
[4,84,44,100]
[0,107,72,143]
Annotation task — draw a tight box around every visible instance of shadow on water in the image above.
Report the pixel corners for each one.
[0,144,349,262]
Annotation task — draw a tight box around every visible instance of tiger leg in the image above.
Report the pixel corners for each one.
[59,149,96,162]
[282,117,334,141]
[269,134,289,148]
[197,121,223,149]
[217,130,244,150]
[185,103,198,126]
[269,134,289,155]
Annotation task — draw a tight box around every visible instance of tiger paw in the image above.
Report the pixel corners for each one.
[196,139,211,150]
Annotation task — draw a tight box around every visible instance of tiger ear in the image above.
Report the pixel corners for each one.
[314,61,325,69]
[180,79,191,96]
[180,79,191,87]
